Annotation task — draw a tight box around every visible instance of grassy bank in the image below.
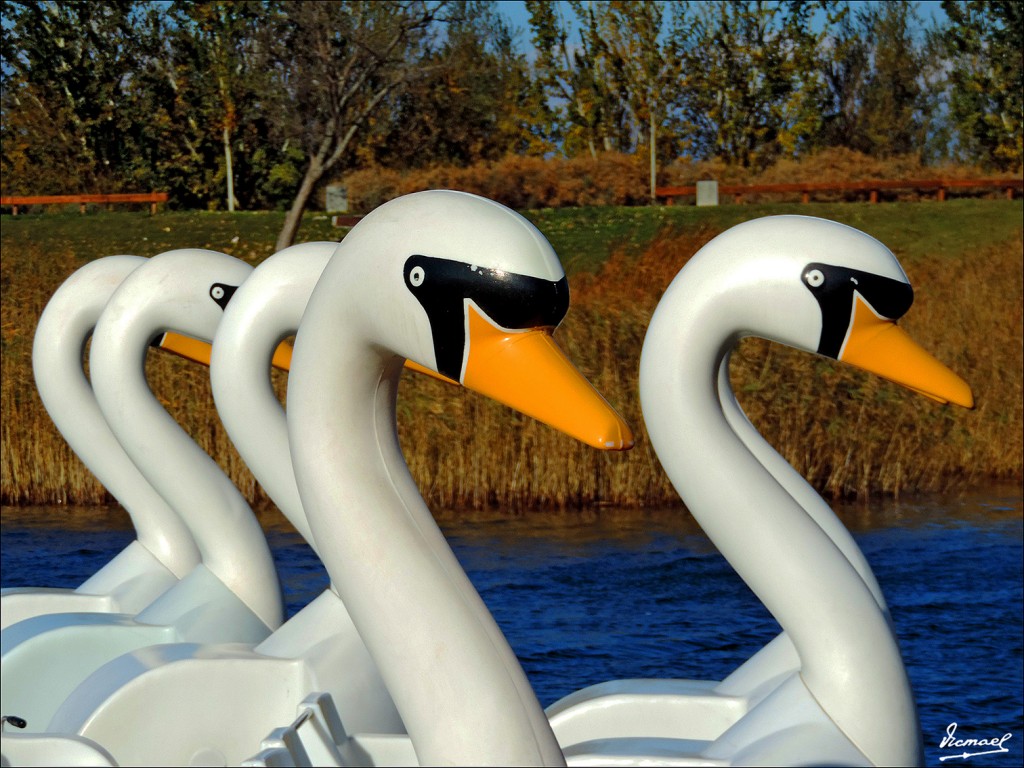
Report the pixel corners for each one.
[1,200,1021,508]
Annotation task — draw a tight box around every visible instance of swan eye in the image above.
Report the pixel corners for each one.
[804,269,825,288]
[403,254,569,382]
[209,282,238,310]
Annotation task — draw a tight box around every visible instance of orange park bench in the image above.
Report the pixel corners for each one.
[1,192,169,215]
[656,178,1023,205]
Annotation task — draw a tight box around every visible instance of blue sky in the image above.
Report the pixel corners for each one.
[493,0,951,51]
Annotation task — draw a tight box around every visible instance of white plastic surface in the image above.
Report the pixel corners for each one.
[286,191,576,765]
[631,216,921,765]
[23,243,402,766]
[2,250,282,734]
[10,194,573,765]
[542,217,937,767]
[243,215,933,767]
[89,249,282,629]
[2,210,934,768]
[1,256,197,632]
[0,732,116,767]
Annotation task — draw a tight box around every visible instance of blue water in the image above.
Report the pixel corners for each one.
[2,487,1021,766]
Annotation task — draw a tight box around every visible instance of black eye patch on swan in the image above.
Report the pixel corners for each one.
[404,255,569,380]
[209,283,238,311]
[802,262,913,358]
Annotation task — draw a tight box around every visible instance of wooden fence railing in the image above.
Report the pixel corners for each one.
[1,192,169,215]
[656,178,1023,205]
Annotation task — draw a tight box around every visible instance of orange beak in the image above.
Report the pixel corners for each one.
[458,305,633,450]
[158,333,449,386]
[839,296,974,408]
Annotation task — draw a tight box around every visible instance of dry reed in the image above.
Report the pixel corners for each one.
[397,228,1023,507]
[1,226,1021,510]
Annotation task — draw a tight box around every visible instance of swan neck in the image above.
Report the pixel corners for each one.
[716,355,890,612]
[32,258,198,577]
[91,308,282,629]
[211,306,314,549]
[289,311,563,765]
[640,288,917,765]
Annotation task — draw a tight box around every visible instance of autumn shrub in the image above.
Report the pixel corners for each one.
[663,148,1012,203]
[343,153,650,212]
[345,149,1017,211]
[662,155,752,187]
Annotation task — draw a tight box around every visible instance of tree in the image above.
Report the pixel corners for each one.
[170,3,254,211]
[852,1,930,158]
[939,0,1023,170]
[362,1,541,167]
[269,1,447,250]
[0,0,163,194]
[816,1,872,150]
[669,1,828,169]
[161,2,287,211]
[599,1,680,200]
[525,0,629,159]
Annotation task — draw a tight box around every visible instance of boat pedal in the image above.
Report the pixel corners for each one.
[240,693,347,767]
[0,716,27,731]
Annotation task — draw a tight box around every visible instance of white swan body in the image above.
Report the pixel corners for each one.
[279,190,631,766]
[19,242,403,767]
[1,214,968,768]
[1,256,200,631]
[210,243,335,545]
[3,192,633,766]
[0,250,284,735]
[547,216,973,767]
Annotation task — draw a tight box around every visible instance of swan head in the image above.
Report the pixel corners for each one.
[306,190,634,449]
[672,215,974,408]
[114,249,255,366]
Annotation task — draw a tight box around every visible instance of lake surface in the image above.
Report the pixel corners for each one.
[2,486,1021,766]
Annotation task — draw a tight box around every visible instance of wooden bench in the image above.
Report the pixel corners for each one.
[1,192,169,215]
[331,214,363,228]
[656,178,1023,205]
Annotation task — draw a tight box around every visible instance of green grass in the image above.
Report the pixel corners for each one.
[524,199,1024,272]
[3,198,1019,276]
[0,210,342,269]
